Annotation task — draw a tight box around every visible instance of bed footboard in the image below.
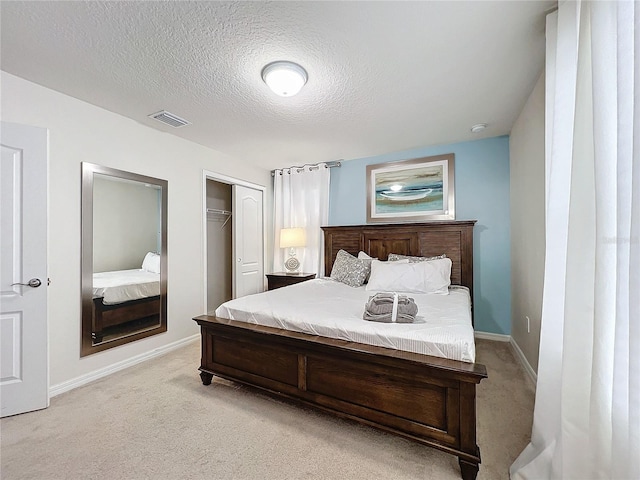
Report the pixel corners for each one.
[92,296,160,341]
[194,315,487,480]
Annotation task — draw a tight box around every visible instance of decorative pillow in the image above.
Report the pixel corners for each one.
[357,251,376,282]
[330,250,370,287]
[366,257,452,294]
[142,252,161,274]
[388,253,447,263]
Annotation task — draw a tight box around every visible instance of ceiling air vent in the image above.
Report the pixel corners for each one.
[148,110,191,128]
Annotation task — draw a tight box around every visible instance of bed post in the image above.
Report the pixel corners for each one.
[459,459,479,480]
[458,381,481,480]
[199,371,213,385]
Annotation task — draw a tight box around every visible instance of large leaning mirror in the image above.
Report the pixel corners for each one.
[81,163,167,357]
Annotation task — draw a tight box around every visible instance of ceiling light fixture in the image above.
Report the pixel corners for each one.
[262,61,308,97]
[470,123,488,133]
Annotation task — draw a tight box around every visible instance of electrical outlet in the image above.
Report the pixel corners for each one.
[526,316,531,333]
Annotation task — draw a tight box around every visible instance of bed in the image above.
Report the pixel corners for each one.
[194,221,487,480]
[91,253,161,342]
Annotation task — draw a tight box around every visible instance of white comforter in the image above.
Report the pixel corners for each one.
[215,278,476,363]
[93,269,160,305]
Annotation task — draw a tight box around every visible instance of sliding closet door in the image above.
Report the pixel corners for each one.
[232,185,264,298]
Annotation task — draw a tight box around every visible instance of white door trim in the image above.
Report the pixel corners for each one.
[201,170,267,314]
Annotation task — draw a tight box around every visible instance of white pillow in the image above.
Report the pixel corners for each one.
[366,258,451,294]
[141,252,161,274]
[357,251,374,260]
[421,257,452,294]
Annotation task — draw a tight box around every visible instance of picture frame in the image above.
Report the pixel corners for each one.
[366,153,455,222]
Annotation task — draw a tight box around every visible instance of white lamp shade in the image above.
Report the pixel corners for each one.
[280,228,306,248]
[262,61,308,97]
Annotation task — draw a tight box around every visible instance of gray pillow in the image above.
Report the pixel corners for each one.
[387,253,447,263]
[330,250,370,287]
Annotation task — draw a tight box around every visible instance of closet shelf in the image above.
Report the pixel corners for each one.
[207,208,232,229]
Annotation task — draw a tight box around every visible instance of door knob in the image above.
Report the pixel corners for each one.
[11,278,42,288]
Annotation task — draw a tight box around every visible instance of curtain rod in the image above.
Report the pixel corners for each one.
[271,160,342,176]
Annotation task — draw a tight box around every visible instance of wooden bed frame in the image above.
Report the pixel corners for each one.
[194,221,487,480]
[92,295,160,342]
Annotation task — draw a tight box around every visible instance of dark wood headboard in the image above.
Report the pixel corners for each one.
[322,221,476,296]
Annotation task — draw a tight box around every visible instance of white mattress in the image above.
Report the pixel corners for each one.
[93,269,160,305]
[215,278,476,363]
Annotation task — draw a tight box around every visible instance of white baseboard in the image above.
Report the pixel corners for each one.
[49,334,199,398]
[509,337,538,389]
[475,331,538,390]
[474,331,511,342]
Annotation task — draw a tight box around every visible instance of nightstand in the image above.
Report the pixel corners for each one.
[266,272,316,291]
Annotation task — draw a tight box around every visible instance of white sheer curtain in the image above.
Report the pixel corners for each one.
[511,1,639,478]
[273,164,330,276]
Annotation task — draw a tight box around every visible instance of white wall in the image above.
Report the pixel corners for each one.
[509,71,545,373]
[93,175,160,272]
[1,72,271,388]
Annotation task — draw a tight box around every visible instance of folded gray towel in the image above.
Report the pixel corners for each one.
[365,293,418,316]
[363,293,418,323]
[363,311,416,323]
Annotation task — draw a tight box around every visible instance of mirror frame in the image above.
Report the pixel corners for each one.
[81,162,168,357]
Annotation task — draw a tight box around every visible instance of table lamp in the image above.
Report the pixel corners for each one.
[279,227,306,273]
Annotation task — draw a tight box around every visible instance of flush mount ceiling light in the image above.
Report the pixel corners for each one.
[262,61,308,97]
[470,123,488,133]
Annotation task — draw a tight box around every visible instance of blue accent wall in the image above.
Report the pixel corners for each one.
[328,136,511,335]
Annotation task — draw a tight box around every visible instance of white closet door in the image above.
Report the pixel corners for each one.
[232,185,264,298]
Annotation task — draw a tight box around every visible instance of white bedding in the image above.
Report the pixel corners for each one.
[93,269,160,305]
[215,278,476,363]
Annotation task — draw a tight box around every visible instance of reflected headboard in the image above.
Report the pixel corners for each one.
[322,220,476,302]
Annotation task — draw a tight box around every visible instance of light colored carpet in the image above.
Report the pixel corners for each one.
[1,339,534,480]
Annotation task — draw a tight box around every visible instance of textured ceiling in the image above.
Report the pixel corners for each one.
[1,1,554,170]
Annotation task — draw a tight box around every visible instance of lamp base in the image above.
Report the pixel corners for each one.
[284,256,300,272]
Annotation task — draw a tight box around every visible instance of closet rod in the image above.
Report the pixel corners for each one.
[271,160,342,176]
[206,208,232,216]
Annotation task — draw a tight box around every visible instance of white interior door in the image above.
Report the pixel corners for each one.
[0,122,49,417]
[232,185,264,298]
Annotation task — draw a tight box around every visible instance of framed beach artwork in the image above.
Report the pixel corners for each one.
[366,154,455,222]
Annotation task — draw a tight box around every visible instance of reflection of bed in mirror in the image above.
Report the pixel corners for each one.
[91,252,161,343]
